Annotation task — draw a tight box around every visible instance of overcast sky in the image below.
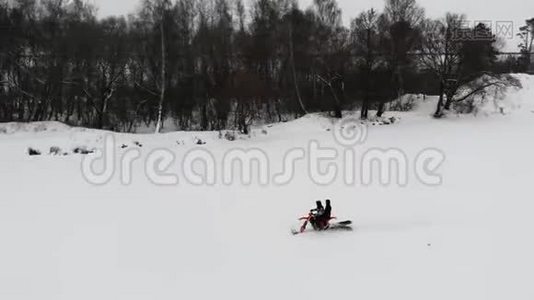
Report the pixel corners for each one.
[92,0,534,51]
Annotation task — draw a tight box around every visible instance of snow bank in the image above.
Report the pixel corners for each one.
[0,121,72,135]
[389,94,427,112]
[454,74,534,116]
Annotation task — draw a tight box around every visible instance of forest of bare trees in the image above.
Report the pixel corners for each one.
[0,0,532,132]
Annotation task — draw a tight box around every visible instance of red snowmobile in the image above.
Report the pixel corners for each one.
[293,210,352,235]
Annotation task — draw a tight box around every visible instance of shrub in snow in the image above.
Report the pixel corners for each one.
[454,96,478,115]
[28,148,41,156]
[366,116,399,126]
[195,137,206,145]
[389,94,418,112]
[261,129,268,135]
[382,116,399,125]
[223,131,236,141]
[73,146,94,155]
[49,146,62,156]
[452,74,521,116]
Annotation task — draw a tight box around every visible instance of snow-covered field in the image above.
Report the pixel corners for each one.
[1,75,534,300]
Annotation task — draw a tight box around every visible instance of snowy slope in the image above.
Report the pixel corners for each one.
[1,75,534,300]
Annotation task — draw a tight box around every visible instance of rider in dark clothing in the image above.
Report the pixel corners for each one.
[310,201,325,230]
[324,199,332,220]
[310,200,334,230]
[311,201,324,214]
[316,199,332,229]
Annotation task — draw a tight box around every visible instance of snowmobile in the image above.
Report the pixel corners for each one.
[291,211,353,235]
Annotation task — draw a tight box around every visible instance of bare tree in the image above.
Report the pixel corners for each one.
[288,16,308,115]
[384,0,425,25]
[518,18,534,71]
[313,0,348,118]
[380,0,424,117]
[152,0,172,133]
[419,13,465,117]
[351,8,381,119]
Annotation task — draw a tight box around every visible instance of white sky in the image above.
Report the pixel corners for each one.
[92,0,534,51]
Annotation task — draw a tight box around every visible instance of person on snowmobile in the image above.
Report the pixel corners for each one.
[324,199,332,219]
[310,201,326,230]
[322,199,332,226]
[295,200,351,234]
[315,199,332,229]
[311,200,324,214]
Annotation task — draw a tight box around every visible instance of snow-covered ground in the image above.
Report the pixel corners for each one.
[1,75,534,300]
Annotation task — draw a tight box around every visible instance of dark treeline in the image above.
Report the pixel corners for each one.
[0,0,532,132]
